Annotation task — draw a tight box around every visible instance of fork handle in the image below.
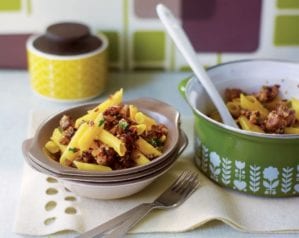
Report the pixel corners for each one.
[102,203,157,238]
[78,203,156,238]
[77,203,152,238]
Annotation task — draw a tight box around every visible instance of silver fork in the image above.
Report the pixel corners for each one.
[77,170,200,238]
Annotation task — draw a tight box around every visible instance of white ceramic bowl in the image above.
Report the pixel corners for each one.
[58,131,188,199]
[23,130,188,199]
[62,171,163,199]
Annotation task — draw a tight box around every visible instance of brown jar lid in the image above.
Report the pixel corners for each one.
[33,22,102,55]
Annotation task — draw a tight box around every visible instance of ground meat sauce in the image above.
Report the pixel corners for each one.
[225,88,243,102]
[264,104,296,133]
[241,110,262,125]
[224,85,297,134]
[59,115,76,145]
[256,85,280,103]
[56,104,168,169]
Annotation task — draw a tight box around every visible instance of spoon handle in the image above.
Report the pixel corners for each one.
[156,4,238,128]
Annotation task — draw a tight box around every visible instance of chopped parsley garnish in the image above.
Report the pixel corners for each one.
[68,147,79,153]
[119,119,129,130]
[150,138,162,147]
[98,118,105,127]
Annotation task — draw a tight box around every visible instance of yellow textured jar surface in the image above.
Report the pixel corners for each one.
[26,33,108,102]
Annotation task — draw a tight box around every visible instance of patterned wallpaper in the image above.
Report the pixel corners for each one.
[1,0,299,70]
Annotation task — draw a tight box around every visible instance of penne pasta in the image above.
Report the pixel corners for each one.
[291,97,299,120]
[45,141,60,154]
[75,113,92,128]
[129,105,138,121]
[226,101,241,118]
[135,112,156,129]
[240,94,269,118]
[73,161,112,171]
[77,113,104,152]
[75,88,123,128]
[238,116,264,133]
[232,98,241,104]
[136,137,162,158]
[89,88,123,114]
[130,124,146,135]
[60,123,89,166]
[50,128,66,152]
[98,129,127,156]
[285,127,299,134]
[132,151,150,165]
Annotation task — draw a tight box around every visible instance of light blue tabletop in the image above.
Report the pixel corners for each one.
[0,70,296,238]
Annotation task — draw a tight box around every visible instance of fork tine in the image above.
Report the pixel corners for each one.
[179,172,198,194]
[173,172,192,193]
[155,170,200,207]
[181,173,200,199]
[173,171,197,194]
[169,170,189,191]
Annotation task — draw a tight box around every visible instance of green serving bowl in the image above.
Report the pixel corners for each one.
[179,59,299,197]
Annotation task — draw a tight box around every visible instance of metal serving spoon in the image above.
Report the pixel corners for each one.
[156,4,238,128]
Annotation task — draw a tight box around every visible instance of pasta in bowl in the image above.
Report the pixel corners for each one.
[210,85,299,134]
[24,89,181,177]
[45,88,169,171]
[179,59,299,197]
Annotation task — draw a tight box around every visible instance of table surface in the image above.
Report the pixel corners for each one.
[1,70,296,238]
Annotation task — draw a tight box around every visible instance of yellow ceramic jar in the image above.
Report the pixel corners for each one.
[27,22,108,102]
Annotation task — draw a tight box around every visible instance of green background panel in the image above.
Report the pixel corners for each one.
[179,66,192,72]
[0,0,21,11]
[101,31,119,63]
[277,0,299,8]
[133,31,165,61]
[274,16,299,45]
[179,65,209,72]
